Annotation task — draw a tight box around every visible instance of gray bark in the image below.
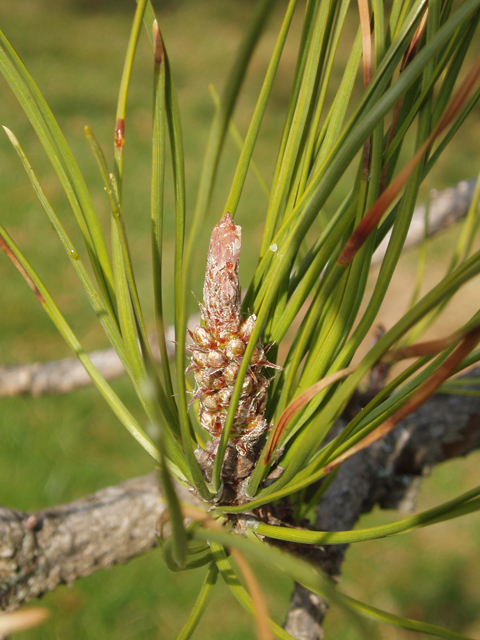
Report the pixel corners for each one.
[0,475,202,612]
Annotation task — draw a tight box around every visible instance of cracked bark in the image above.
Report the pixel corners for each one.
[1,370,479,640]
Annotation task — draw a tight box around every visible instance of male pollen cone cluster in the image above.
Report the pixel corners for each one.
[186,213,279,492]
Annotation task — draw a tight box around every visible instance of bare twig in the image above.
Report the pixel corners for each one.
[0,474,203,612]
[0,318,196,397]
[371,177,477,265]
[0,345,137,397]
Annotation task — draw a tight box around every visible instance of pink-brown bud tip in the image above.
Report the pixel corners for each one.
[207,213,241,276]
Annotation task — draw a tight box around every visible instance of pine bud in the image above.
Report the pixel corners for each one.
[187,213,280,496]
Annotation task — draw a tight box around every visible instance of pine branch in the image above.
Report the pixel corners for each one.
[1,178,479,636]
[0,317,197,397]
[2,369,480,639]
[0,475,202,612]
[371,177,477,264]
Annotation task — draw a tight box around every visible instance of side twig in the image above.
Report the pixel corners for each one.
[0,475,202,612]
[283,369,480,640]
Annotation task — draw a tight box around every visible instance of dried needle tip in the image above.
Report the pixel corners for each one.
[203,212,242,346]
[152,19,164,66]
[114,118,125,150]
[2,125,16,144]
[0,608,49,635]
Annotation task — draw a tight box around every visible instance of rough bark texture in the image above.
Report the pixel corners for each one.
[1,372,479,633]
[0,475,202,612]
[1,179,475,399]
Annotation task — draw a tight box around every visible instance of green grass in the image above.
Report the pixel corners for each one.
[1,0,480,638]
[19,556,291,640]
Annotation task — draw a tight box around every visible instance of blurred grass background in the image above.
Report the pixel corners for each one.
[0,0,480,638]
